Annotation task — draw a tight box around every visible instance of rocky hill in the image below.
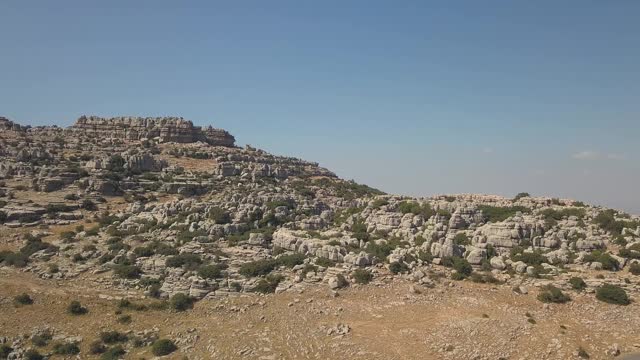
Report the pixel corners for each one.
[1,115,639,359]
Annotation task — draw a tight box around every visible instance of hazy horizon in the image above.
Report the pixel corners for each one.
[2,1,639,213]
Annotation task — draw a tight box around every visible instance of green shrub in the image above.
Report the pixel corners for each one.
[14,293,33,305]
[389,261,409,274]
[583,251,618,271]
[396,201,435,219]
[514,192,530,200]
[24,350,43,360]
[569,277,587,291]
[513,251,547,266]
[351,217,369,241]
[577,346,590,359]
[0,251,29,267]
[100,345,125,360]
[239,259,279,277]
[100,331,128,344]
[537,285,571,303]
[170,293,195,311]
[152,242,179,256]
[478,205,530,222]
[277,253,305,268]
[113,264,141,279]
[208,206,231,224]
[0,345,13,358]
[52,342,80,355]
[31,332,52,347]
[371,198,389,209]
[252,274,285,293]
[450,272,466,281]
[165,253,202,270]
[133,246,154,257]
[151,339,178,356]
[117,314,132,324]
[469,272,500,284]
[594,209,640,235]
[197,264,225,279]
[630,263,640,275]
[452,257,473,278]
[67,300,88,315]
[89,341,106,354]
[596,284,630,305]
[352,269,373,284]
[314,257,336,267]
[453,233,470,246]
[365,241,395,260]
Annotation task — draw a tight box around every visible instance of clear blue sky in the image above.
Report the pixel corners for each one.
[1,1,639,213]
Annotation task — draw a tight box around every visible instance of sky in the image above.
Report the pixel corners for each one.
[1,1,639,213]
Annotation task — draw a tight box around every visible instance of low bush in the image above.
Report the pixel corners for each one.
[151,339,178,356]
[113,264,141,279]
[89,340,106,354]
[239,259,279,277]
[452,257,473,278]
[314,257,336,267]
[165,253,202,270]
[170,293,195,311]
[100,345,125,360]
[0,345,13,359]
[469,272,500,284]
[117,314,132,324]
[133,246,154,258]
[537,285,571,303]
[596,284,630,305]
[67,300,88,315]
[252,274,285,293]
[31,332,52,347]
[14,293,33,305]
[389,261,409,274]
[197,264,225,279]
[630,263,640,275]
[352,269,373,284]
[478,205,530,222]
[24,350,43,360]
[453,233,470,246]
[511,250,546,266]
[277,253,305,268]
[208,207,231,224]
[583,250,619,271]
[365,241,396,260]
[100,331,128,344]
[397,201,435,219]
[52,342,80,355]
[569,277,587,291]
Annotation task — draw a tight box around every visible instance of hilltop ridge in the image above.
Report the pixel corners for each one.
[0,115,639,359]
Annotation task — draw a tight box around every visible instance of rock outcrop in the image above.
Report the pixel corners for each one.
[72,116,235,146]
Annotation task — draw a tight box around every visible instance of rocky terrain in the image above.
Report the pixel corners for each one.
[1,115,640,360]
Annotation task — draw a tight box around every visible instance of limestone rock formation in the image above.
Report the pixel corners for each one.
[72,116,235,146]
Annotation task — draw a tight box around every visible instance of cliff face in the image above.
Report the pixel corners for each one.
[71,115,235,146]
